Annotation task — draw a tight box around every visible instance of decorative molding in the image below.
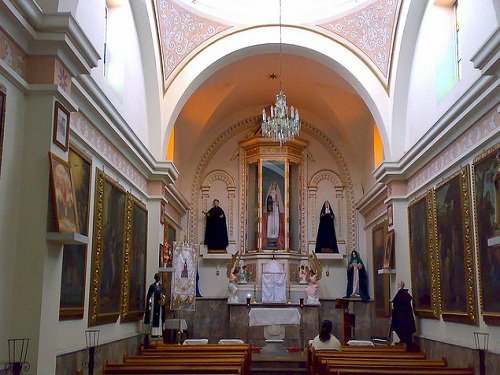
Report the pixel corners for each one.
[154,0,231,87]
[0,27,27,79]
[364,199,386,228]
[70,112,148,192]
[407,106,499,195]
[471,26,500,77]
[317,0,402,79]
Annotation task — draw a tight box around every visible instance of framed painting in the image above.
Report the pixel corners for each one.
[408,190,440,319]
[387,203,393,227]
[262,161,286,250]
[53,101,70,151]
[59,245,87,320]
[163,220,176,267]
[59,148,91,320]
[48,152,79,233]
[160,200,166,224]
[383,229,395,269]
[472,144,500,325]
[121,193,148,322]
[435,166,478,325]
[0,88,6,179]
[89,168,127,326]
[372,221,390,317]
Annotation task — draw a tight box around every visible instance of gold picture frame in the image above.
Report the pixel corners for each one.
[48,152,79,233]
[408,190,440,319]
[121,193,148,322]
[372,221,390,317]
[472,144,500,325]
[434,166,478,325]
[88,168,127,326]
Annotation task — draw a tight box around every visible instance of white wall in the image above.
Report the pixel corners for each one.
[404,0,497,150]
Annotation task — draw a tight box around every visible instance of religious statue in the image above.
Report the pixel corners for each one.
[305,252,322,304]
[144,273,166,343]
[389,281,416,348]
[203,199,229,252]
[226,251,241,303]
[345,250,370,302]
[262,180,285,249]
[299,265,308,284]
[239,265,247,284]
[315,200,339,253]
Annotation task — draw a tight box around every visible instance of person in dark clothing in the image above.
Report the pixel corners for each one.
[315,200,339,253]
[144,273,166,343]
[390,280,416,348]
[204,199,229,252]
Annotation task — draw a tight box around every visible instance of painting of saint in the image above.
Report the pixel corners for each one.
[372,222,389,316]
[435,167,477,324]
[473,146,500,324]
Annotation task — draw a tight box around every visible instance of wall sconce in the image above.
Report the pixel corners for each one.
[6,338,30,375]
[473,332,489,375]
[84,330,100,375]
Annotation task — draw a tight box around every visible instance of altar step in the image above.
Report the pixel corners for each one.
[252,352,307,375]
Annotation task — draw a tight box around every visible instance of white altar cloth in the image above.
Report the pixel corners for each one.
[248,308,301,327]
[164,318,188,332]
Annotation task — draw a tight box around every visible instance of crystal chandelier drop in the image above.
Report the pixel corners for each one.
[261,0,300,146]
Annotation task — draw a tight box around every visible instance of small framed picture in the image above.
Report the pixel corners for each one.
[160,200,166,224]
[383,229,395,269]
[49,152,79,233]
[53,101,70,151]
[387,203,393,227]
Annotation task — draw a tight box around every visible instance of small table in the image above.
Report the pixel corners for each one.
[249,307,301,353]
[164,319,188,343]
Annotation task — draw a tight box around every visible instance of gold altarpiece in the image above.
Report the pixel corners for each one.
[238,136,308,286]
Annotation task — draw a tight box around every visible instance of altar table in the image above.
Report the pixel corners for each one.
[249,307,301,326]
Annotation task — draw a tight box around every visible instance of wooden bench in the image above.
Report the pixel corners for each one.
[319,358,448,375]
[310,349,426,374]
[330,367,474,375]
[103,363,243,374]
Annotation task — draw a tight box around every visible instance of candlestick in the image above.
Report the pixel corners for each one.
[287,282,291,304]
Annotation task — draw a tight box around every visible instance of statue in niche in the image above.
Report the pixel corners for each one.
[305,252,323,304]
[262,180,285,249]
[345,250,370,302]
[239,265,247,284]
[315,200,339,253]
[203,199,229,253]
[226,251,241,303]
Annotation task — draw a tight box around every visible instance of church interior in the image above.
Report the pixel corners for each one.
[0,0,499,374]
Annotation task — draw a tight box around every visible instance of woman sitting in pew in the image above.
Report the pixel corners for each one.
[311,319,341,351]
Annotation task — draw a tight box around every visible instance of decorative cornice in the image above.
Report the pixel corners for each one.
[471,26,500,77]
[2,0,100,75]
[356,182,387,215]
[374,75,499,185]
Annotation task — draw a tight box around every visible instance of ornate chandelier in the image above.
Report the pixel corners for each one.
[261,0,300,146]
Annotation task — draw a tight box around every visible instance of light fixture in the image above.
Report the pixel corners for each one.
[261,0,300,146]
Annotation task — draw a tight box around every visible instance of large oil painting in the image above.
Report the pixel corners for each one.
[89,168,126,326]
[472,144,500,325]
[121,193,148,322]
[372,221,390,317]
[59,148,92,320]
[435,166,477,325]
[408,191,440,319]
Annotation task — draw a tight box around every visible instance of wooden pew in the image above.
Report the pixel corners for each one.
[310,348,426,374]
[330,367,474,375]
[319,358,448,375]
[103,362,243,374]
[139,343,251,374]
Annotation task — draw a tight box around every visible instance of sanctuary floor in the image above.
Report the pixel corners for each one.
[252,352,307,375]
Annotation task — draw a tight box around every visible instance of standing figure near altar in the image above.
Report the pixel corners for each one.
[315,200,339,253]
[345,250,370,302]
[228,266,240,303]
[263,180,285,249]
[204,199,229,252]
[144,273,166,339]
[305,270,320,304]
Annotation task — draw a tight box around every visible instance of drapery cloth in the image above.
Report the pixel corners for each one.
[261,260,286,303]
[171,242,198,310]
[164,318,188,332]
[249,308,301,327]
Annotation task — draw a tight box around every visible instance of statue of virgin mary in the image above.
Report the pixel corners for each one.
[262,180,285,249]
